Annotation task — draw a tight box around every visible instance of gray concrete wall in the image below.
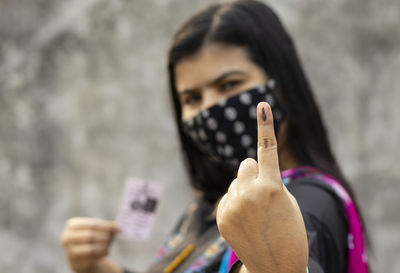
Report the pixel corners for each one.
[0,0,399,272]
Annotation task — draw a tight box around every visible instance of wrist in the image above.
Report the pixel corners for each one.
[239,264,309,273]
[91,258,123,273]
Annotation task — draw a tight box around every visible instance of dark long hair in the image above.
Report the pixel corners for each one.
[167,0,366,239]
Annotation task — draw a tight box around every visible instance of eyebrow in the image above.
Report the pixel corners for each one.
[178,70,247,97]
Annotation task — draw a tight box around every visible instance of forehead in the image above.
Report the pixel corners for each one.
[174,43,254,92]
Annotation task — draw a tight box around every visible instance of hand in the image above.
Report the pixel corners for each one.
[61,217,120,273]
[216,102,308,273]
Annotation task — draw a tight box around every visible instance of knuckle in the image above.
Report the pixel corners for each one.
[240,189,257,201]
[227,178,238,192]
[94,245,106,259]
[237,190,261,209]
[65,218,75,228]
[259,136,277,150]
[60,235,69,247]
[71,245,91,259]
[87,230,95,243]
[216,217,228,237]
[68,248,81,260]
[91,246,100,258]
[85,246,96,258]
[229,205,243,219]
[91,222,100,231]
[72,262,88,272]
[102,233,111,244]
[66,217,84,229]
[259,181,283,197]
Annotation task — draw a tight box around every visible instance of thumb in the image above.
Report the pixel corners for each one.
[256,102,281,180]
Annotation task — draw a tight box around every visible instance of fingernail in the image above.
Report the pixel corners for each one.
[261,106,267,122]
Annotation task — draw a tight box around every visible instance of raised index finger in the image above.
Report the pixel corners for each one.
[257,102,281,180]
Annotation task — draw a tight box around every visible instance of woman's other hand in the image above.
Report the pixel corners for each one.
[61,217,121,273]
[216,102,308,273]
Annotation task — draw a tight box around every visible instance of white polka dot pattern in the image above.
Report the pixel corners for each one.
[198,129,207,141]
[201,109,210,118]
[257,85,266,93]
[186,118,194,127]
[267,79,275,89]
[249,105,257,119]
[239,93,252,105]
[218,98,227,107]
[265,93,275,107]
[247,148,256,158]
[224,145,234,157]
[189,130,197,140]
[215,131,226,143]
[233,121,245,134]
[224,107,237,121]
[206,118,218,130]
[241,134,252,147]
[273,109,282,121]
[195,115,202,124]
[182,79,284,168]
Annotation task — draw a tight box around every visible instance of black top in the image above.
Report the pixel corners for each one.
[125,177,348,273]
[287,177,348,273]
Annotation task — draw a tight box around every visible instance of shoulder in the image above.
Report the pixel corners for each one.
[286,177,348,228]
[286,177,349,273]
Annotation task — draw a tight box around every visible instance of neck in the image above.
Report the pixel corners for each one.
[278,146,300,171]
[277,120,300,172]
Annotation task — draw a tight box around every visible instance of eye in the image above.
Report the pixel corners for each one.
[183,93,201,105]
[220,80,241,92]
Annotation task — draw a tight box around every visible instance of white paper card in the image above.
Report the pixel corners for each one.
[116,177,163,241]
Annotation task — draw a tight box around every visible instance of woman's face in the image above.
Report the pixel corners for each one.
[175,43,268,121]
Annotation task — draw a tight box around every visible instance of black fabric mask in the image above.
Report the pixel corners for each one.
[182,80,285,168]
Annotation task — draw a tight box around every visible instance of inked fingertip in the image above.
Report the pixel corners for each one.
[257,102,271,123]
[257,101,271,111]
[262,107,267,121]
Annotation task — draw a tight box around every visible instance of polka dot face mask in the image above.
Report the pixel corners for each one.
[182,79,285,167]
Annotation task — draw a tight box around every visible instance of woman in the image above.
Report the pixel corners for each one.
[61,1,369,273]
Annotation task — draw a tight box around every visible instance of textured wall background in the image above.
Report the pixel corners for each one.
[0,0,399,272]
